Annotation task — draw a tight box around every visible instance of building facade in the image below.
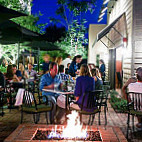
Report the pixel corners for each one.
[88,0,142,89]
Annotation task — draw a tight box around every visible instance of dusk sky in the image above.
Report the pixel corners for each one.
[31,0,107,30]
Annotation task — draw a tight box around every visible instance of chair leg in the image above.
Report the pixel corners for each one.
[88,115,91,125]
[126,113,130,139]
[98,112,101,125]
[132,115,135,132]
[91,115,95,125]
[50,111,52,124]
[80,114,82,123]
[21,111,23,124]
[45,112,48,124]
[33,113,40,124]
[104,106,107,125]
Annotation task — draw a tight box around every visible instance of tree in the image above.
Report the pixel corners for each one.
[0,0,45,64]
[44,24,66,42]
[49,0,96,57]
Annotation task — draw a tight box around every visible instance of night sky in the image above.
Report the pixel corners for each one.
[31,0,107,31]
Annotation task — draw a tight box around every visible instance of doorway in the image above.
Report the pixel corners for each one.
[115,46,123,89]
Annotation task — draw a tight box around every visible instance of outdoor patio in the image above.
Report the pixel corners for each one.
[0,101,141,142]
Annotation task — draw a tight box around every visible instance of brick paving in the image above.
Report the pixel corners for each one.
[0,102,142,142]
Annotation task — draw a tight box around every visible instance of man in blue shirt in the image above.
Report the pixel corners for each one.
[40,62,62,123]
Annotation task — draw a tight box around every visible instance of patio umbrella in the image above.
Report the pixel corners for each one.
[0,5,27,23]
[24,41,61,51]
[0,20,41,44]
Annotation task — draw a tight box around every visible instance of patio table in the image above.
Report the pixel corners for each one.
[42,89,74,115]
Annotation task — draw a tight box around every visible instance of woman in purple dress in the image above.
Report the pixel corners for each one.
[70,64,95,110]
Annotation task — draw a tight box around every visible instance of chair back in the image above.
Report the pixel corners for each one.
[80,90,103,111]
[127,92,142,111]
[22,89,38,110]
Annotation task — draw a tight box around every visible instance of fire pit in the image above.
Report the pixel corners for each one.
[4,111,128,142]
[33,111,102,141]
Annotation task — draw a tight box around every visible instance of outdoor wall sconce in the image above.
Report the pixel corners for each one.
[123,37,127,48]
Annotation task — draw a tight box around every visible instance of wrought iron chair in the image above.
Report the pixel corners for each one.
[0,91,5,116]
[99,85,110,125]
[126,92,142,138]
[21,88,54,124]
[70,90,103,125]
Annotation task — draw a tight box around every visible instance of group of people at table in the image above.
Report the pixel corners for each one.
[0,54,106,123]
[0,53,142,128]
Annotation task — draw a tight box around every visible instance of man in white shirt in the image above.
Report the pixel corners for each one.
[61,54,72,68]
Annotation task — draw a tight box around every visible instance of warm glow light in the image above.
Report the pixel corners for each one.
[98,18,103,22]
[103,0,110,5]
[48,111,88,139]
[99,13,105,18]
[101,7,108,13]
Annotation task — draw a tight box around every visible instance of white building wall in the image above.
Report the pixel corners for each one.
[88,24,108,64]
[108,0,133,83]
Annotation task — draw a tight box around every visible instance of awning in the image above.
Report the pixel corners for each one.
[0,5,27,23]
[97,13,124,42]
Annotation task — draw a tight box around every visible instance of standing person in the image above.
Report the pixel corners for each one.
[70,64,95,110]
[40,62,62,123]
[69,55,82,77]
[99,59,105,82]
[55,57,63,66]
[61,54,72,68]
[42,54,51,74]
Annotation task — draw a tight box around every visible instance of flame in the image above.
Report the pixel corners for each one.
[48,111,88,139]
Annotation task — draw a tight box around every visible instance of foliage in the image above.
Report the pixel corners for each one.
[48,0,95,58]
[0,65,7,73]
[0,44,26,64]
[44,24,66,42]
[110,90,128,112]
[0,0,46,64]
[55,19,88,58]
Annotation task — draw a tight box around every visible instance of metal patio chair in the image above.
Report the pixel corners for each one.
[70,90,103,125]
[21,88,54,124]
[126,92,142,138]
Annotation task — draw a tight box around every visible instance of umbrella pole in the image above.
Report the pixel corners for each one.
[37,47,40,73]
[17,42,20,69]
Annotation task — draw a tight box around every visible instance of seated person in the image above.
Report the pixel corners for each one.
[91,68,103,89]
[59,65,74,83]
[127,67,142,129]
[12,64,22,81]
[5,65,20,82]
[65,63,70,74]
[26,63,38,83]
[70,64,95,111]
[40,62,62,123]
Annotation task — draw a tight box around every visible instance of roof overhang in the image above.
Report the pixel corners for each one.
[93,13,125,48]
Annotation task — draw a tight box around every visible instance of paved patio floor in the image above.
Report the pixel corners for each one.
[0,102,142,142]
